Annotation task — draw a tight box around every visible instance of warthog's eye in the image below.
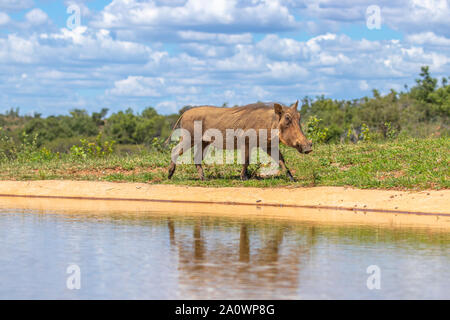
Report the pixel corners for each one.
[284,114,291,124]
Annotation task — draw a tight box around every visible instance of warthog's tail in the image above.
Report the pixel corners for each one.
[163,114,184,146]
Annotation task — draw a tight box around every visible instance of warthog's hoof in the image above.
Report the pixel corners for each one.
[287,172,296,182]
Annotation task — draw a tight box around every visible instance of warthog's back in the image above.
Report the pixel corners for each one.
[181,103,278,133]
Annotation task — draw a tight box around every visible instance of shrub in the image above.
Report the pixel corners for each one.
[384,122,397,140]
[0,130,60,162]
[306,116,330,143]
[70,133,116,159]
[0,127,17,161]
[30,147,60,162]
[359,123,371,141]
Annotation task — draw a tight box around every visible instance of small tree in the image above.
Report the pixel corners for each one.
[411,66,438,103]
[306,116,329,144]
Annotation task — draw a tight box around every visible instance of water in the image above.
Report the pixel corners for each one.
[0,209,449,299]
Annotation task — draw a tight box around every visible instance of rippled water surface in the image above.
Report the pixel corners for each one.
[0,209,449,299]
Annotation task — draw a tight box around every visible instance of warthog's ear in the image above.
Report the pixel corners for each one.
[274,103,283,117]
[291,100,299,110]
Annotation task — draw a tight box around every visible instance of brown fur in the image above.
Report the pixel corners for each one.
[167,101,312,181]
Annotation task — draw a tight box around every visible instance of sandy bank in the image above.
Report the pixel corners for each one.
[0,180,448,228]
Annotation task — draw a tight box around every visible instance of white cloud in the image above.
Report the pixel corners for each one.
[384,0,450,36]
[25,8,48,25]
[215,45,265,71]
[0,0,33,11]
[108,75,202,99]
[280,0,450,37]
[179,43,231,58]
[0,11,10,25]
[91,0,297,35]
[359,80,369,90]
[0,34,38,63]
[406,32,450,47]
[108,76,165,97]
[257,34,306,59]
[252,86,269,100]
[178,31,253,44]
[39,27,162,64]
[266,62,309,80]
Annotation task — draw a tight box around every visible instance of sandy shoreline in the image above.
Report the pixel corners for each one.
[0,180,449,228]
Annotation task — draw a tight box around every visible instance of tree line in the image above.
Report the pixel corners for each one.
[0,66,448,153]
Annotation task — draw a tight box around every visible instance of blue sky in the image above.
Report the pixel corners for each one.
[0,0,449,116]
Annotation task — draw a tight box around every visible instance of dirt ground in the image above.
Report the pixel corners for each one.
[0,180,448,229]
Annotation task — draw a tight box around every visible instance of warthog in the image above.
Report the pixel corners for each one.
[167,101,312,181]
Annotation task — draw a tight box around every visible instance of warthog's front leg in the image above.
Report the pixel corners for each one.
[196,164,204,180]
[278,151,295,182]
[240,145,250,180]
[240,164,249,180]
[265,146,295,181]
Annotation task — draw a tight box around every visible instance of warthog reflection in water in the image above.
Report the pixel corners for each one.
[167,219,314,299]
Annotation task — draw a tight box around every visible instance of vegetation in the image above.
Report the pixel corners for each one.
[0,137,447,190]
[0,66,448,189]
[301,67,449,143]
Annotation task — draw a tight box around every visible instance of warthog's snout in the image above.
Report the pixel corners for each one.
[296,141,313,154]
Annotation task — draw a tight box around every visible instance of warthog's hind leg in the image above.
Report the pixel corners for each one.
[168,138,192,179]
[168,161,177,179]
[194,141,211,181]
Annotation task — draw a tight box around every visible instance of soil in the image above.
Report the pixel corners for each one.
[0,180,448,229]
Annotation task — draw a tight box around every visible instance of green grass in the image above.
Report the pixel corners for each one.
[0,137,448,190]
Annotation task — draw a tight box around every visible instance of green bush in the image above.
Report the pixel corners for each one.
[70,133,116,159]
[384,122,397,140]
[359,123,371,141]
[306,116,330,143]
[0,130,60,163]
[0,127,17,161]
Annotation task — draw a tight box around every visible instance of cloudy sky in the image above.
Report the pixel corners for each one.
[0,0,449,115]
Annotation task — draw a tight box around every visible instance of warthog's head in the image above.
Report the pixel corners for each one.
[274,101,313,154]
